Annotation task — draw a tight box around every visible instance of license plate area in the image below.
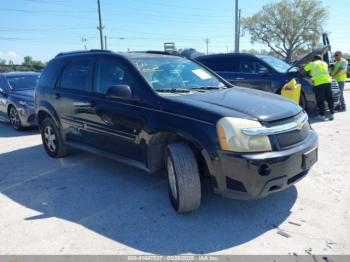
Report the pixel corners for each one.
[302,147,318,170]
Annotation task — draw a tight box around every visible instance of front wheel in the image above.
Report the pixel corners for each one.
[40,118,70,158]
[8,106,23,131]
[166,143,201,213]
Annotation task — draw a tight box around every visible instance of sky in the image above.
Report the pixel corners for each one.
[0,0,349,63]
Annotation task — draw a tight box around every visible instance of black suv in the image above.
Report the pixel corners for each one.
[35,50,318,212]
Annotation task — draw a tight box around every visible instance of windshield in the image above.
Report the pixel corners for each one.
[130,56,226,93]
[258,56,297,73]
[6,75,39,90]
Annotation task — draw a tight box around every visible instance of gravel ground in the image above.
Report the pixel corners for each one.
[0,87,349,255]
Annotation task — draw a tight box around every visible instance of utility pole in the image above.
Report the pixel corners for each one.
[234,0,240,53]
[104,35,107,50]
[205,38,210,55]
[97,0,104,50]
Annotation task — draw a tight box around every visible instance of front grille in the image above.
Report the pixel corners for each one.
[266,112,310,149]
[276,123,310,148]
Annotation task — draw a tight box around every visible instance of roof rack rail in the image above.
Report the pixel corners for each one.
[55,49,113,57]
[129,50,179,56]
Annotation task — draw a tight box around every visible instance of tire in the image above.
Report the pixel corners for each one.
[40,117,70,158]
[8,106,23,131]
[166,142,201,213]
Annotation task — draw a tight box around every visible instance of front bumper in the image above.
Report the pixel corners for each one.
[205,130,318,200]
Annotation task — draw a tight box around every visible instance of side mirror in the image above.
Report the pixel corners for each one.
[0,87,8,97]
[258,67,270,76]
[106,85,132,100]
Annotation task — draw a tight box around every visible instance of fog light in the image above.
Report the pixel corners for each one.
[259,164,271,176]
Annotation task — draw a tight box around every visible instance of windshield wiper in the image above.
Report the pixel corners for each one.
[191,86,225,91]
[156,88,190,93]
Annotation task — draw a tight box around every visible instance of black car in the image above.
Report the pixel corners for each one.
[0,72,40,130]
[35,50,318,212]
[196,51,341,113]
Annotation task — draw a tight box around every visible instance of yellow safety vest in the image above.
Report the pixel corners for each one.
[304,60,332,86]
[333,58,348,82]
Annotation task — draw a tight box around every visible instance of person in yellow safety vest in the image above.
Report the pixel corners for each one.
[332,51,348,112]
[303,55,334,121]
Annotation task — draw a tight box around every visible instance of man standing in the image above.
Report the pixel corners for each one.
[303,55,334,121]
[332,51,348,112]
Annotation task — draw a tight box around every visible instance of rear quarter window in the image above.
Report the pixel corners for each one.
[38,59,64,88]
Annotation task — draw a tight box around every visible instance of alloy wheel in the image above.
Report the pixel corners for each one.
[44,126,57,152]
[9,107,21,129]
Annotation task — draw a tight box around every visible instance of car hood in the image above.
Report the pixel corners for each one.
[289,46,329,70]
[177,87,302,122]
[10,89,35,100]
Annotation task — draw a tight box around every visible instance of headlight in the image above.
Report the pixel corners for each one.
[217,117,272,152]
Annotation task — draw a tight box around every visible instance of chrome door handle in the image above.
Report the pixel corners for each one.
[235,77,245,80]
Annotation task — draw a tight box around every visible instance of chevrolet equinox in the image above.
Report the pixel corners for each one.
[35,50,318,212]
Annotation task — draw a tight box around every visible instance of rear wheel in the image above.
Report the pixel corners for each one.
[40,117,70,158]
[166,142,201,213]
[8,106,23,131]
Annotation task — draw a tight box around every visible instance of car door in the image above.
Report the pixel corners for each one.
[54,57,96,145]
[232,57,274,92]
[0,77,9,117]
[86,56,146,162]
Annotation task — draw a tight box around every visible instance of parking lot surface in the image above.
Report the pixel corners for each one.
[0,88,349,255]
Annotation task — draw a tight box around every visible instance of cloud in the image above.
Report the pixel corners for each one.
[0,51,24,64]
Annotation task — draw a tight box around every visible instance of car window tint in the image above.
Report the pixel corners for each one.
[59,59,90,91]
[240,59,267,73]
[94,59,135,95]
[39,59,63,88]
[200,57,239,72]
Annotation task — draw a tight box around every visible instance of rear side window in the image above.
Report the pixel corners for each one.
[199,57,239,72]
[59,59,91,91]
[38,59,63,88]
[94,58,135,95]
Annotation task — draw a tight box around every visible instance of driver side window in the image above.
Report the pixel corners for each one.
[94,58,135,95]
[240,58,268,74]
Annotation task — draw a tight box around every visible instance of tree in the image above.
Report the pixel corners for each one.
[22,56,45,70]
[23,56,34,65]
[242,0,328,63]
